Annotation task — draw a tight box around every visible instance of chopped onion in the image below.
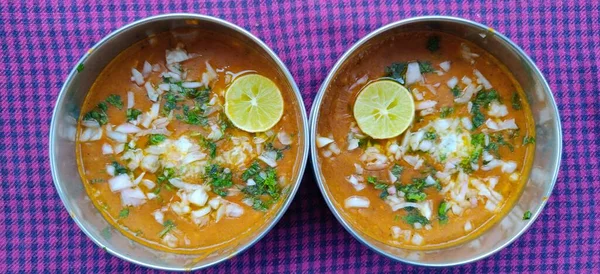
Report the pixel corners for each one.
[473,69,492,89]
[485,200,497,211]
[106,164,115,176]
[169,178,203,191]
[344,196,370,208]
[127,91,134,109]
[145,82,159,102]
[488,101,508,117]
[106,129,127,143]
[454,84,476,104]
[152,63,161,72]
[446,76,458,88]
[258,153,278,167]
[329,142,341,155]
[461,76,472,85]
[81,119,100,128]
[349,74,368,91]
[485,118,518,131]
[347,138,359,151]
[208,198,221,209]
[136,128,172,137]
[316,136,334,148]
[413,223,423,229]
[461,117,473,130]
[102,143,113,155]
[439,61,451,71]
[225,203,244,218]
[141,154,160,173]
[354,163,364,175]
[405,62,422,85]
[142,61,152,78]
[411,88,424,101]
[108,174,133,192]
[464,220,473,232]
[214,204,226,222]
[181,151,206,165]
[191,206,211,219]
[141,179,156,189]
[502,161,517,173]
[181,82,202,88]
[205,61,217,83]
[115,123,141,134]
[425,176,437,186]
[166,47,190,64]
[150,103,160,118]
[189,188,209,207]
[277,132,292,145]
[415,100,437,110]
[131,68,144,85]
[424,84,437,95]
[152,210,164,224]
[411,233,424,245]
[79,127,102,142]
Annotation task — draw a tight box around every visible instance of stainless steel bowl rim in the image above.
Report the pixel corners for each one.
[50,13,310,271]
[309,15,562,267]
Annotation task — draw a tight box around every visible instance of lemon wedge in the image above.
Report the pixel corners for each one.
[224,74,284,132]
[353,80,415,139]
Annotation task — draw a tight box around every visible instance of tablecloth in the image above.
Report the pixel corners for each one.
[1,0,599,272]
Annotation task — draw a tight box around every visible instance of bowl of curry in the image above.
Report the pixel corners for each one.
[310,16,561,266]
[50,14,309,270]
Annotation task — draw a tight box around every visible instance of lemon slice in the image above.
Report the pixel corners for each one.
[224,74,284,132]
[353,80,415,139]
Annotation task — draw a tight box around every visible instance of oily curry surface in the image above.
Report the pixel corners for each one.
[316,32,535,249]
[77,29,303,253]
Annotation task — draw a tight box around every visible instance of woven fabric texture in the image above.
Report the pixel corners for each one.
[1,0,599,273]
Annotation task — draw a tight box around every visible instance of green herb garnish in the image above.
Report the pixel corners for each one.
[205,164,233,197]
[438,201,450,224]
[523,210,532,220]
[178,104,208,126]
[111,161,129,175]
[523,136,536,145]
[385,62,408,84]
[418,61,435,73]
[367,176,390,199]
[147,134,167,146]
[158,220,176,238]
[265,142,290,161]
[511,92,522,110]
[403,211,430,226]
[126,108,142,121]
[440,106,454,118]
[118,207,130,219]
[76,63,84,73]
[451,86,461,97]
[199,136,217,158]
[424,129,437,140]
[391,164,404,177]
[106,94,123,109]
[241,162,281,211]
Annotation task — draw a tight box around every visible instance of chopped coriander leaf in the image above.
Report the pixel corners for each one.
[385,62,408,84]
[493,133,515,152]
[508,128,521,140]
[391,164,404,177]
[396,178,432,202]
[126,108,142,121]
[76,63,85,73]
[424,129,437,140]
[523,210,532,220]
[163,93,181,114]
[403,211,430,225]
[111,161,129,175]
[241,163,281,210]
[523,136,536,145]
[406,192,426,202]
[426,35,440,52]
[367,176,390,199]
[394,215,400,222]
[106,94,123,109]
[242,161,262,181]
[511,93,522,110]
[205,164,233,197]
[154,167,176,194]
[471,103,486,129]
[265,142,290,160]
[418,61,435,73]
[199,136,217,158]
[440,106,454,118]
[451,86,461,97]
[83,103,109,125]
[118,207,129,219]
[473,89,501,108]
[252,198,269,211]
[178,104,208,126]
[438,201,450,224]
[471,133,485,146]
[218,113,231,132]
[158,220,175,238]
[358,138,371,149]
[148,134,167,146]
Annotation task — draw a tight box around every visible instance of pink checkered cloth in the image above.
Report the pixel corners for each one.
[1,0,598,272]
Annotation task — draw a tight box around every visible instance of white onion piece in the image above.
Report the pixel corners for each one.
[425,176,437,186]
[354,163,364,175]
[473,69,492,89]
[502,161,517,173]
[205,61,217,82]
[411,233,424,245]
[108,174,133,192]
[415,100,437,110]
[446,76,458,89]
[347,138,359,151]
[329,142,341,155]
[258,153,278,167]
[214,204,226,222]
[191,207,211,219]
[169,178,203,191]
[158,83,170,92]
[181,82,203,88]
[189,189,209,207]
[225,203,244,218]
[424,84,437,95]
[79,128,94,142]
[349,74,368,91]
[81,119,100,128]
[131,68,144,85]
[136,128,172,137]
[106,164,115,176]
[316,136,334,148]
[152,64,161,72]
[439,61,451,71]
[141,179,156,189]
[132,172,145,186]
[485,200,497,211]
[141,154,160,173]
[485,118,518,131]
[166,47,190,64]
[181,151,206,165]
[106,129,127,143]
[115,123,141,134]
[150,103,160,118]
[405,62,422,85]
[145,82,159,102]
[462,76,473,85]
[247,178,256,186]
[344,196,370,208]
[277,132,292,145]
[461,117,473,130]
[142,61,152,78]
[488,102,508,117]
[102,143,113,155]
[127,91,134,109]
[454,84,476,104]
[208,198,221,209]
[152,210,164,224]
[121,187,146,207]
[411,88,424,101]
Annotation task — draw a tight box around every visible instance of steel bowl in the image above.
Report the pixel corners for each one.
[49,13,309,271]
[310,16,562,266]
